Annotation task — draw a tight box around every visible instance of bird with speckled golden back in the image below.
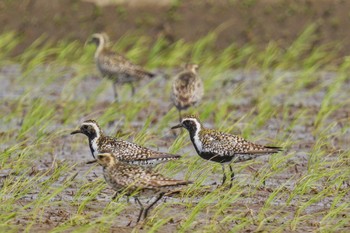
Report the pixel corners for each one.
[96,152,192,223]
[71,119,181,165]
[87,33,155,101]
[171,114,282,187]
[171,64,204,121]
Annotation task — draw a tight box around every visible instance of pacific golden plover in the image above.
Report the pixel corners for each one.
[87,33,155,100]
[171,115,282,187]
[171,64,204,121]
[71,120,180,165]
[97,152,191,223]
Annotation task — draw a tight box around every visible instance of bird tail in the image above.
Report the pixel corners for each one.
[159,179,193,187]
[147,152,181,160]
[264,146,283,153]
[144,71,156,78]
[134,68,156,79]
[128,153,181,166]
[237,146,283,156]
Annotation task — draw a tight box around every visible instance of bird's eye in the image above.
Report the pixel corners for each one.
[183,120,190,126]
[93,38,100,44]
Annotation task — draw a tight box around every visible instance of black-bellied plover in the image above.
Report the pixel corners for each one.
[171,114,282,187]
[71,120,180,165]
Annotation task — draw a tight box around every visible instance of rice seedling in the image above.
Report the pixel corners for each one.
[0,22,349,232]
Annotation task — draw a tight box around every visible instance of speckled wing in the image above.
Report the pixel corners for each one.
[98,50,155,79]
[171,71,204,109]
[105,163,149,189]
[201,130,281,156]
[99,136,181,163]
[192,76,204,102]
[132,168,190,189]
[105,163,190,192]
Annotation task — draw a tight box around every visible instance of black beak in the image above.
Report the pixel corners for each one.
[86,160,97,164]
[171,123,183,129]
[71,129,82,135]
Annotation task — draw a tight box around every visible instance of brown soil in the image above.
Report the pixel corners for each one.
[1,0,350,56]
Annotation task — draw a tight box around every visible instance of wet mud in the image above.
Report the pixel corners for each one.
[1,64,349,231]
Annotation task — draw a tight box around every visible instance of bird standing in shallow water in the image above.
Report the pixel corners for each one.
[71,119,181,165]
[97,153,192,223]
[87,33,155,101]
[171,115,282,187]
[171,64,204,121]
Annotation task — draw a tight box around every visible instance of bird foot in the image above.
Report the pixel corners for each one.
[126,220,132,227]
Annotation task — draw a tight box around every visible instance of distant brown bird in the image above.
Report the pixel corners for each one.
[97,153,192,223]
[71,119,181,165]
[171,115,282,187]
[87,33,155,101]
[171,64,204,121]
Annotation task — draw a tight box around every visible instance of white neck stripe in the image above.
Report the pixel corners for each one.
[194,120,201,135]
[83,122,101,157]
[94,35,105,59]
[193,131,202,151]
[185,119,202,152]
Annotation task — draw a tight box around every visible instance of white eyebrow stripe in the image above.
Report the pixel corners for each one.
[93,34,105,59]
[181,118,196,123]
[192,120,202,151]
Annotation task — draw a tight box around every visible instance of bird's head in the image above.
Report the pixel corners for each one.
[97,153,115,167]
[184,63,199,73]
[71,119,102,140]
[86,33,109,47]
[171,114,202,134]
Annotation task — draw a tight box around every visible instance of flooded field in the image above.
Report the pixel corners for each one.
[1,54,349,232]
[0,1,350,231]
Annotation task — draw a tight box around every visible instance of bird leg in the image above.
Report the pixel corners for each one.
[130,83,135,96]
[221,164,227,186]
[113,81,119,101]
[135,197,144,223]
[229,164,235,188]
[86,159,97,164]
[178,110,182,122]
[112,192,119,200]
[112,191,129,203]
[143,193,165,220]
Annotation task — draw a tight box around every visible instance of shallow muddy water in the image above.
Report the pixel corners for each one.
[1,64,349,232]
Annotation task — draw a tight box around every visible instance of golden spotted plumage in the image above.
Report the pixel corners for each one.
[88,33,155,100]
[71,119,181,165]
[171,114,282,187]
[171,64,204,120]
[99,153,191,194]
[198,128,280,157]
[97,153,191,222]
